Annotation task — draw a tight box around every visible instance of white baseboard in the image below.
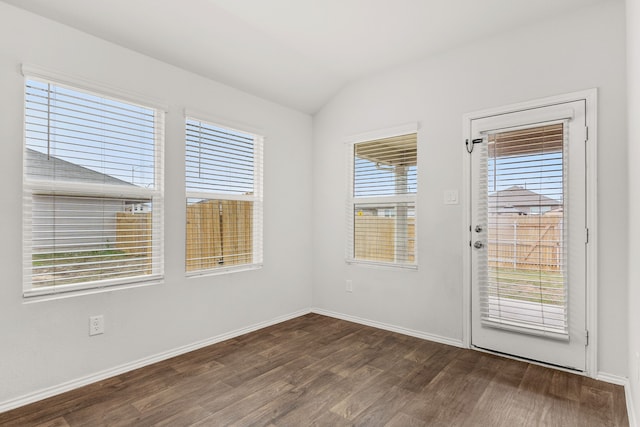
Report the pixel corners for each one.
[596,373,635,427]
[311,307,464,348]
[0,308,311,414]
[627,385,637,427]
[596,372,628,386]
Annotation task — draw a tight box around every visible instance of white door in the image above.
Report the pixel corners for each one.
[469,100,587,371]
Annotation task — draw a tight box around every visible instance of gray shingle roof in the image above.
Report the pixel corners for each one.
[26,149,131,186]
[489,185,561,209]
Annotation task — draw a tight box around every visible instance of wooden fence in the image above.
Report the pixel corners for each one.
[354,216,415,262]
[487,213,562,271]
[115,212,151,257]
[115,212,152,274]
[115,200,253,272]
[185,200,253,271]
[352,213,561,271]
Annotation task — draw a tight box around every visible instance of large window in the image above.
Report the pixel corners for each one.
[23,76,164,296]
[185,117,263,274]
[347,129,417,267]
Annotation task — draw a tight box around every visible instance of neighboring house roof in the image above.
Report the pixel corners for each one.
[489,185,562,209]
[26,148,131,186]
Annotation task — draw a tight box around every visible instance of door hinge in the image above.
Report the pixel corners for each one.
[585,126,589,142]
[585,330,589,346]
[585,228,590,244]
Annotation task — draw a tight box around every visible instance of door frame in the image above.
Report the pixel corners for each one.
[461,89,598,376]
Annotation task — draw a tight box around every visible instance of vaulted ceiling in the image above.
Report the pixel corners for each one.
[2,0,612,114]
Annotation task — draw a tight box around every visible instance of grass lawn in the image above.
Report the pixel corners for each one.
[33,249,129,266]
[488,266,565,306]
[32,249,150,287]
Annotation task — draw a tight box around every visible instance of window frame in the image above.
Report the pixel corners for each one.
[184,112,264,276]
[21,66,166,298]
[346,123,419,269]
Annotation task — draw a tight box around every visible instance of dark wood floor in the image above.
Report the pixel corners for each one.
[0,313,629,426]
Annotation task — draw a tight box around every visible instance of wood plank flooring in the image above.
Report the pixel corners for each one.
[0,313,629,426]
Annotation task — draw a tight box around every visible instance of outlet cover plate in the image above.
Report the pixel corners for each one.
[89,315,104,336]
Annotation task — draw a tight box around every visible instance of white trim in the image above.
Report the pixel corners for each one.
[345,123,419,269]
[186,263,263,278]
[185,191,256,202]
[22,78,167,298]
[473,109,575,134]
[0,308,311,413]
[596,373,635,427]
[21,64,168,112]
[344,122,419,145]
[464,89,595,122]
[461,114,472,349]
[596,372,628,386]
[584,89,599,378]
[25,180,161,199]
[345,259,418,270]
[184,108,264,137]
[461,89,598,376]
[183,117,264,276]
[626,382,637,427]
[23,276,163,300]
[311,308,464,348]
[353,195,416,205]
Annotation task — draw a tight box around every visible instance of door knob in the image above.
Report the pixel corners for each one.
[474,241,483,249]
[475,225,483,233]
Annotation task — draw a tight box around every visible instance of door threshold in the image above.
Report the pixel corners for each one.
[471,344,585,375]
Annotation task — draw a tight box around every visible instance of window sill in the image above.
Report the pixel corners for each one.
[346,259,418,271]
[23,276,163,303]
[186,263,263,279]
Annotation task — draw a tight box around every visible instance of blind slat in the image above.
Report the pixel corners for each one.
[479,123,567,335]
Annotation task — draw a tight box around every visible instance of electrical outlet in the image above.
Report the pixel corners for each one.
[89,315,104,336]
[346,280,353,293]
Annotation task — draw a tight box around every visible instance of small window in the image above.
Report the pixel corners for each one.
[23,78,164,296]
[185,117,263,274]
[347,130,418,267]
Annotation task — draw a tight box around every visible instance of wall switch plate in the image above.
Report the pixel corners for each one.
[444,190,459,205]
[346,280,353,293]
[89,315,104,336]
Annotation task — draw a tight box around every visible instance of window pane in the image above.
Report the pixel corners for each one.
[354,134,417,197]
[354,202,415,263]
[23,78,162,294]
[25,80,157,188]
[185,198,253,271]
[350,131,417,266]
[484,123,567,334]
[186,120,255,195]
[185,117,262,274]
[30,195,153,288]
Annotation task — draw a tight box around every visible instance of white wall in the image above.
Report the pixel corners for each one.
[313,0,628,377]
[0,3,313,405]
[627,0,640,423]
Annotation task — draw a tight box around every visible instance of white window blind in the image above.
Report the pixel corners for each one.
[23,78,164,296]
[347,132,417,267]
[185,118,263,273]
[481,122,568,336]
